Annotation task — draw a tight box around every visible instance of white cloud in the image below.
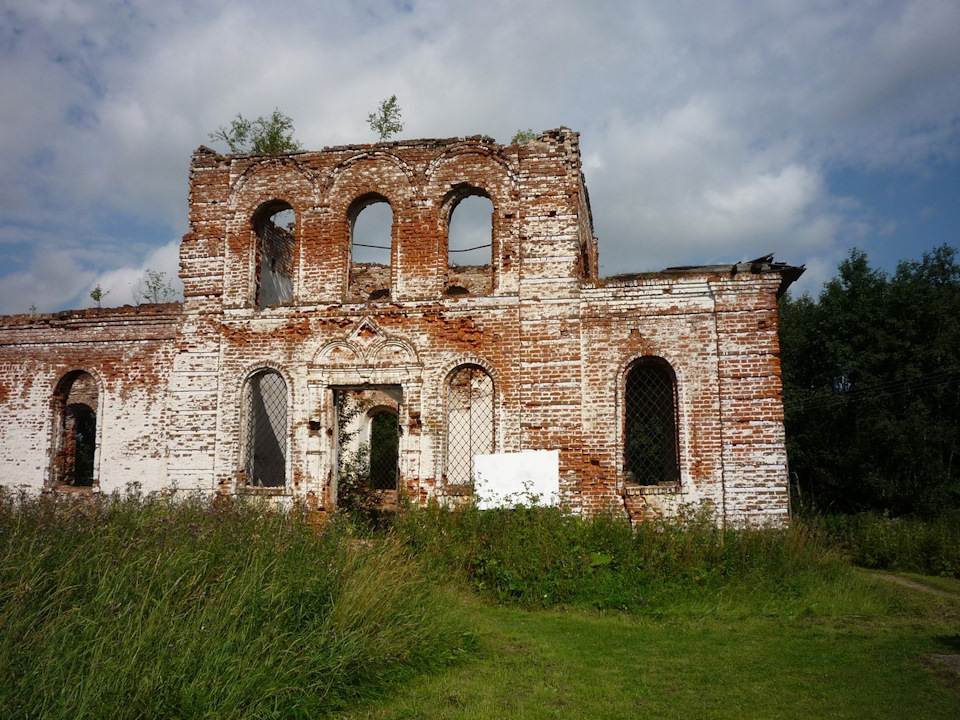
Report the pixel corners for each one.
[0,0,958,314]
[86,240,183,308]
[585,103,838,273]
[0,251,96,315]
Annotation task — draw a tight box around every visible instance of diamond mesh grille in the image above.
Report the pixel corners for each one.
[446,366,494,484]
[368,411,399,490]
[625,360,678,485]
[244,370,287,487]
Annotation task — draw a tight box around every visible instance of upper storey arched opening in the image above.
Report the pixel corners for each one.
[445,187,494,297]
[252,200,296,308]
[426,149,517,298]
[347,192,393,303]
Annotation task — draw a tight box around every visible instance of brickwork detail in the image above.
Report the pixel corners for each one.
[0,128,801,524]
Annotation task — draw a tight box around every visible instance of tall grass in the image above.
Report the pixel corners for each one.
[817,511,960,578]
[2,490,919,717]
[0,491,473,719]
[391,502,854,614]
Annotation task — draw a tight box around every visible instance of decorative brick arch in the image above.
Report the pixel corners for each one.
[322,150,419,195]
[311,319,420,370]
[314,340,364,367]
[438,355,501,395]
[230,154,320,195]
[425,142,518,187]
[225,160,318,308]
[323,153,420,301]
[425,150,519,297]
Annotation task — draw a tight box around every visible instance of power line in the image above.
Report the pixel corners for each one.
[789,369,960,412]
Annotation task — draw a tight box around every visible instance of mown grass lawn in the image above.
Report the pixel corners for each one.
[345,583,960,719]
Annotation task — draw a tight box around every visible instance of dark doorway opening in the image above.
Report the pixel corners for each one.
[334,386,402,506]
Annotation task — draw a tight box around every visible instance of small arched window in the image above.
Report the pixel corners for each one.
[348,194,393,302]
[446,189,493,297]
[52,371,99,489]
[253,201,296,308]
[242,369,288,488]
[624,358,679,486]
[445,365,494,484]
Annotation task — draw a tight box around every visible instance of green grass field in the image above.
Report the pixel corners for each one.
[344,585,960,719]
[1,492,958,718]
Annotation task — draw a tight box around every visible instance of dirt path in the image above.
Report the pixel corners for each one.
[871,572,960,599]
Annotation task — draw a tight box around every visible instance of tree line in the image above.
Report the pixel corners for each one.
[779,244,960,517]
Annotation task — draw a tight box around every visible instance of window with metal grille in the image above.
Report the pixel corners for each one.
[368,410,399,490]
[243,369,287,488]
[446,365,494,484]
[624,358,679,485]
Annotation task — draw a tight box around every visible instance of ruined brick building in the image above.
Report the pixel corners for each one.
[0,128,802,523]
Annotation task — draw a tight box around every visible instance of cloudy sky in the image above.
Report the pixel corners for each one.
[1,0,958,313]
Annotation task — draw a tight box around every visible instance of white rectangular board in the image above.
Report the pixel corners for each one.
[473,450,560,509]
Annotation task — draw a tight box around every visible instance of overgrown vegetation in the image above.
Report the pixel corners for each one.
[133,268,176,304]
[780,244,960,517]
[391,502,852,613]
[3,490,957,717]
[816,511,960,578]
[511,128,537,143]
[209,109,302,155]
[0,491,472,719]
[367,95,403,141]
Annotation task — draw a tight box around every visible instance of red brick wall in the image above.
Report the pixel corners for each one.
[0,129,796,524]
[0,305,180,494]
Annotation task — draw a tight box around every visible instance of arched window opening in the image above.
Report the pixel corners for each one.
[447,192,493,297]
[624,358,679,486]
[348,194,392,302]
[254,201,296,308]
[368,409,399,491]
[52,371,99,489]
[242,369,287,488]
[446,365,494,485]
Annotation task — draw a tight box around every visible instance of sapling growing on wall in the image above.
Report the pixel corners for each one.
[89,284,109,308]
[133,269,175,304]
[367,95,404,141]
[209,109,302,154]
[511,128,537,144]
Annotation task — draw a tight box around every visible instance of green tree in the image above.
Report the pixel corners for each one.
[367,95,403,141]
[780,245,960,517]
[89,284,109,308]
[133,269,176,304]
[209,109,302,154]
[511,128,537,144]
